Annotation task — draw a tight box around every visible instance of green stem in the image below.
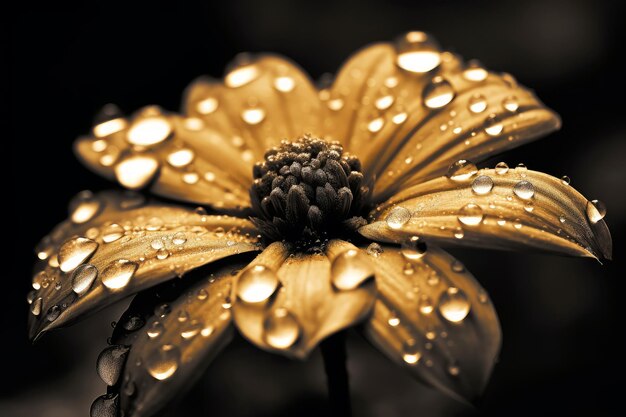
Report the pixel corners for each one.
[320,332,353,417]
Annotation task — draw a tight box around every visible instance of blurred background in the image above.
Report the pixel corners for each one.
[7,0,625,416]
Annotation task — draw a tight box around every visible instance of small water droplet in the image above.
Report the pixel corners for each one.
[457,203,484,226]
[451,260,465,272]
[463,62,488,81]
[197,289,209,301]
[454,227,465,239]
[69,191,102,224]
[392,112,408,124]
[201,325,215,337]
[93,118,126,138]
[439,287,471,323]
[241,107,266,125]
[447,363,460,376]
[388,313,400,327]
[586,200,607,223]
[401,236,427,260]
[471,175,494,195]
[101,259,138,290]
[366,242,383,257]
[181,319,203,340]
[513,181,535,200]
[196,97,218,114]
[263,308,300,349]
[423,77,455,109]
[72,264,98,296]
[418,295,434,315]
[115,155,159,189]
[367,117,385,133]
[237,264,280,303]
[97,345,129,386]
[386,206,411,229]
[146,344,181,380]
[273,76,295,92]
[559,215,566,224]
[147,321,164,338]
[59,237,99,272]
[484,114,504,136]
[102,223,124,243]
[225,64,259,88]
[327,98,344,111]
[402,339,422,365]
[446,159,477,181]
[182,172,199,184]
[154,303,171,318]
[502,96,519,112]
[375,95,395,110]
[167,148,195,168]
[172,231,187,245]
[495,161,509,175]
[156,248,169,260]
[468,94,487,113]
[561,175,571,185]
[31,297,43,316]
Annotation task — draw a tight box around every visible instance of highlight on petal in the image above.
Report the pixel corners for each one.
[74,105,252,211]
[360,243,501,402]
[320,31,560,200]
[232,240,376,359]
[96,257,247,417]
[359,167,612,260]
[183,54,322,161]
[28,191,260,341]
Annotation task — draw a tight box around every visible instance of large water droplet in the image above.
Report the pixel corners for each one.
[126,117,172,147]
[438,287,471,323]
[90,393,119,417]
[468,94,487,113]
[471,175,494,195]
[101,259,138,290]
[236,264,280,303]
[263,308,300,349]
[59,237,99,272]
[331,249,375,291]
[457,203,484,226]
[71,264,98,296]
[401,236,427,260]
[241,107,266,125]
[167,148,195,168]
[225,64,259,88]
[115,155,159,189]
[446,159,478,181]
[102,223,124,243]
[462,62,488,81]
[423,77,455,109]
[402,339,422,365]
[96,345,129,386]
[513,180,535,200]
[495,161,509,175]
[146,344,181,380]
[395,31,441,73]
[586,199,607,223]
[386,206,411,229]
[69,191,102,224]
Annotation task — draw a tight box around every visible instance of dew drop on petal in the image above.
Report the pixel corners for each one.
[453,227,465,239]
[484,114,504,136]
[561,175,571,185]
[439,287,471,323]
[196,97,218,114]
[273,76,295,92]
[468,94,487,113]
[225,64,259,88]
[423,77,455,109]
[31,297,43,316]
[102,223,124,243]
[402,339,422,365]
[263,308,300,349]
[495,161,509,175]
[126,117,172,147]
[392,112,408,124]
[71,264,98,296]
[471,175,494,195]
[386,206,411,229]
[115,155,159,189]
[513,181,535,200]
[367,117,385,133]
[451,260,465,272]
[462,62,488,81]
[96,345,129,386]
[59,237,99,272]
[446,159,477,181]
[331,249,375,291]
[147,321,164,338]
[418,295,434,315]
[586,199,607,223]
[101,259,138,290]
[502,96,519,112]
[237,264,280,303]
[395,31,441,73]
[401,236,427,260]
[94,118,127,138]
[388,313,400,327]
[167,149,195,168]
[181,319,203,340]
[457,203,483,226]
[146,344,181,381]
[241,107,266,125]
[172,231,187,245]
[447,363,461,376]
[375,95,395,110]
[327,98,344,111]
[69,191,102,224]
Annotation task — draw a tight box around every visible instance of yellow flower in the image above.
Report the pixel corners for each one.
[27,31,611,417]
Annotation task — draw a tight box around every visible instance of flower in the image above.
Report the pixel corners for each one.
[27,31,611,417]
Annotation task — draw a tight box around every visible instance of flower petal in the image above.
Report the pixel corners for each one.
[232,240,376,359]
[28,191,260,341]
[321,32,559,200]
[74,105,252,211]
[359,168,612,260]
[98,257,246,417]
[183,54,322,160]
[361,243,501,402]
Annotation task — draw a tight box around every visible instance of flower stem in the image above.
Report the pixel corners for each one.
[320,332,352,417]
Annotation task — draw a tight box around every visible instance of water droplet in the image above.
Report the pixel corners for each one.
[586,200,607,223]
[97,345,129,386]
[367,117,385,133]
[214,227,225,238]
[90,393,119,417]
[446,159,477,181]
[401,236,427,260]
[241,107,266,125]
[418,295,434,315]
[69,191,102,224]
[146,344,181,380]
[559,215,566,223]
[236,264,280,303]
[396,31,441,73]
[31,297,43,316]
[454,227,465,239]
[172,231,187,245]
[167,148,195,168]
[447,363,460,376]
[439,287,471,323]
[402,339,422,365]
[403,263,415,275]
[366,242,383,257]
[196,97,218,114]
[182,172,200,184]
[102,223,124,243]
[101,259,138,290]
[181,319,202,340]
[478,289,489,303]
[502,96,519,112]
[59,237,99,272]
[392,112,408,124]
[375,95,395,110]
[126,117,172,147]
[423,77,455,109]
[155,303,171,318]
[495,161,509,175]
[484,114,504,136]
[263,308,300,349]
[156,248,169,260]
[201,324,215,337]
[71,264,98,296]
[386,206,411,229]
[273,76,295,92]
[327,98,344,111]
[197,288,209,301]
[457,203,484,226]
[93,118,127,138]
[115,155,159,189]
[560,175,571,185]
[471,175,494,195]
[147,321,164,338]
[331,249,375,291]
[513,180,535,200]
[451,260,465,272]
[388,313,400,327]
[468,94,487,113]
[46,305,61,322]
[225,64,259,88]
[462,62,488,81]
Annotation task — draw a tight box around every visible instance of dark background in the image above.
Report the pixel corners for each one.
[6,1,626,416]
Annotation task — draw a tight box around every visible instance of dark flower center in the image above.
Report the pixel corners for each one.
[250,135,369,244]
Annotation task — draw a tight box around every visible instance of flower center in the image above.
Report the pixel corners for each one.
[250,135,368,244]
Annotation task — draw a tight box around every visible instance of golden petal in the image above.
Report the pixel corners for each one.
[232,240,376,359]
[321,33,559,200]
[28,191,260,341]
[75,106,252,211]
[359,168,612,260]
[361,243,501,402]
[100,258,247,417]
[183,54,322,160]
